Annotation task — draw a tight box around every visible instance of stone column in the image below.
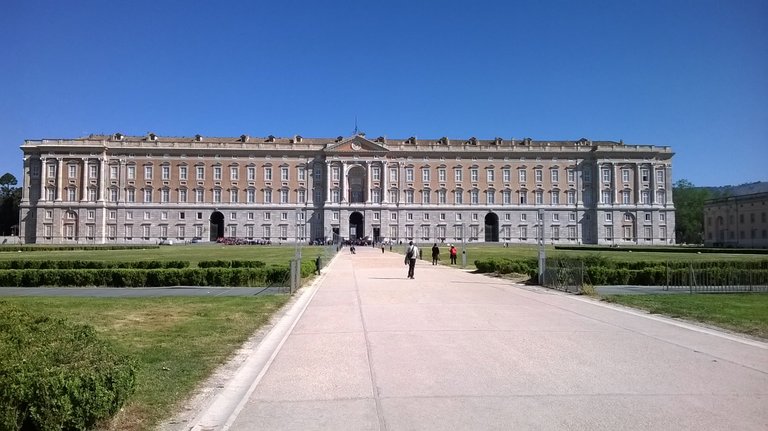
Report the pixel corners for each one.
[382,161,388,203]
[634,163,641,204]
[98,157,107,202]
[307,161,314,205]
[55,158,63,201]
[612,162,619,204]
[341,161,348,203]
[365,161,372,204]
[325,161,331,203]
[39,157,47,201]
[81,158,88,202]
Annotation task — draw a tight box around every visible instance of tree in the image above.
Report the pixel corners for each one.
[0,173,20,236]
[672,179,710,244]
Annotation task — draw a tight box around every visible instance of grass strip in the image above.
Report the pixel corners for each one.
[601,293,768,339]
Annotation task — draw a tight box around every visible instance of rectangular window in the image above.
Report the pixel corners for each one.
[230,189,239,203]
[331,189,340,203]
[281,167,289,181]
[455,169,463,182]
[110,166,118,180]
[196,189,204,203]
[519,191,527,204]
[535,191,543,205]
[486,191,495,205]
[162,166,170,180]
[280,189,289,203]
[455,190,463,204]
[551,169,559,183]
[47,164,56,178]
[569,213,576,222]
[144,166,152,180]
[551,191,559,205]
[144,189,152,203]
[298,189,306,203]
[248,167,256,181]
[179,189,187,202]
[371,167,379,181]
[264,189,272,203]
[179,166,187,180]
[214,167,222,181]
[298,167,306,181]
[88,164,98,179]
[605,226,613,240]
[265,167,273,181]
[641,169,649,182]
[161,189,170,203]
[519,169,527,183]
[438,169,446,182]
[406,190,414,203]
[519,226,527,240]
[470,190,479,204]
[503,169,511,182]
[602,190,612,204]
[422,168,430,182]
[622,191,630,204]
[438,190,446,204]
[656,169,665,184]
[68,165,76,178]
[406,168,414,182]
[390,212,397,221]
[503,190,511,205]
[622,169,630,183]
[602,168,610,182]
[605,213,612,222]
[247,189,255,203]
[161,211,168,220]
[231,167,239,181]
[567,191,575,205]
[470,169,478,182]
[487,170,495,182]
[264,212,272,221]
[196,166,204,180]
[422,190,430,204]
[660,212,666,222]
[567,169,575,183]
[535,169,543,183]
[331,166,339,181]
[213,189,221,203]
[390,168,397,181]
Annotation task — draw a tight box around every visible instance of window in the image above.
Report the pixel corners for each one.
[622,190,631,204]
[179,166,187,180]
[551,191,559,205]
[645,213,651,222]
[88,188,97,201]
[438,169,446,182]
[583,169,591,183]
[264,189,272,203]
[567,190,575,205]
[89,165,98,179]
[519,169,527,183]
[602,168,610,182]
[486,190,495,205]
[656,169,665,184]
[68,165,77,178]
[641,190,650,204]
[231,167,239,180]
[551,169,559,183]
[487,170,495,182]
[127,189,136,203]
[265,167,273,181]
[503,190,511,204]
[161,211,168,220]
[552,213,559,222]
[390,168,397,181]
[660,226,667,240]
[406,168,414,182]
[47,164,56,178]
[331,166,339,181]
[605,213,612,222]
[641,169,649,182]
[535,169,543,183]
[143,189,152,203]
[438,190,446,204]
[264,212,272,221]
[406,213,413,221]
[454,190,463,204]
[601,190,612,204]
[569,213,576,222]
[196,166,204,180]
[179,212,185,220]
[280,189,289,203]
[622,169,630,183]
[568,226,576,240]
[248,167,256,181]
[440,213,446,221]
[144,211,151,220]
[331,189,339,203]
[214,167,222,180]
[161,189,170,203]
[519,226,527,240]
[422,168,430,182]
[405,190,414,203]
[162,165,170,180]
[455,169,463,182]
[87,210,95,220]
[110,166,118,179]
[373,212,380,221]
[503,169,511,182]
[605,226,613,240]
[423,213,430,221]
[551,226,560,240]
[456,213,462,221]
[281,167,289,181]
[567,169,575,183]
[521,213,527,222]
[422,190,431,204]
[196,189,204,203]
[231,212,238,221]
[624,213,632,222]
[389,189,398,203]
[390,212,397,221]
[519,190,527,204]
[535,191,543,205]
[656,190,666,205]
[213,189,221,203]
[470,169,479,182]
[179,189,187,203]
[470,190,479,204]
[230,189,239,203]
[298,189,306,203]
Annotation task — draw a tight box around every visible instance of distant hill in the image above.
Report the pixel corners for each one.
[701,181,768,198]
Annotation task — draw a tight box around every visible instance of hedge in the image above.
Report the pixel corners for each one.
[0,301,136,430]
[197,260,266,269]
[0,245,160,253]
[0,260,189,270]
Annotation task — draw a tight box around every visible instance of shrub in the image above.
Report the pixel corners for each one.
[0,302,136,430]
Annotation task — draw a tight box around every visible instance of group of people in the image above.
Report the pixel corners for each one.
[403,242,460,279]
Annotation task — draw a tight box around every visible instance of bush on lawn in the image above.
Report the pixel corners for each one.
[0,302,136,431]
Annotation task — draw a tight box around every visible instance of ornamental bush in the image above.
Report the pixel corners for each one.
[0,301,136,431]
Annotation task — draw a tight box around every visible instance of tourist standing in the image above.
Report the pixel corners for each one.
[431,243,440,265]
[449,244,458,265]
[404,241,419,279]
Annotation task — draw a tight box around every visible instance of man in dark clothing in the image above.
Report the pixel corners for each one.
[431,243,440,265]
[405,241,419,279]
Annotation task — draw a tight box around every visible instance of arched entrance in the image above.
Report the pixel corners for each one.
[484,212,499,242]
[349,211,364,240]
[210,211,224,241]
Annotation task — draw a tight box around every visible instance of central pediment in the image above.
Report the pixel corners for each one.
[324,135,388,153]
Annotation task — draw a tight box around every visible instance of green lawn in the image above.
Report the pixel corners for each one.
[2,296,290,431]
[602,293,768,339]
[0,244,329,267]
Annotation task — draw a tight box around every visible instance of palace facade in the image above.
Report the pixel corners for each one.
[19,133,675,245]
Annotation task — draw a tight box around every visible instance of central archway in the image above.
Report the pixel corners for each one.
[210,211,224,241]
[484,212,499,242]
[349,211,364,240]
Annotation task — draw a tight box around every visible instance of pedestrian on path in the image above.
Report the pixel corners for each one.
[431,243,440,265]
[449,244,457,265]
[405,241,419,279]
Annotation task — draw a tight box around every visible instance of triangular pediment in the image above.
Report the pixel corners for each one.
[325,135,388,153]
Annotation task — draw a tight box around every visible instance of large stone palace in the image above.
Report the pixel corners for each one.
[19,133,675,245]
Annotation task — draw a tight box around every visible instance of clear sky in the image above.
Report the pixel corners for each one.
[1,0,766,188]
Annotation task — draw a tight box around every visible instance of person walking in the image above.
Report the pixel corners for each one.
[404,241,419,279]
[449,244,457,265]
[431,243,440,265]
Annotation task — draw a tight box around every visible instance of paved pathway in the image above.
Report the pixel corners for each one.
[167,245,768,431]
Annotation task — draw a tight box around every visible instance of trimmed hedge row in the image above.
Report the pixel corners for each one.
[0,301,136,430]
[554,245,768,255]
[197,260,266,269]
[0,260,189,270]
[0,245,160,253]
[0,260,318,287]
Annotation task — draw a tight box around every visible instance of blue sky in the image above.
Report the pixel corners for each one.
[1,0,766,187]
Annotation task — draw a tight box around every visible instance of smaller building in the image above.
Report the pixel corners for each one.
[704,192,768,248]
